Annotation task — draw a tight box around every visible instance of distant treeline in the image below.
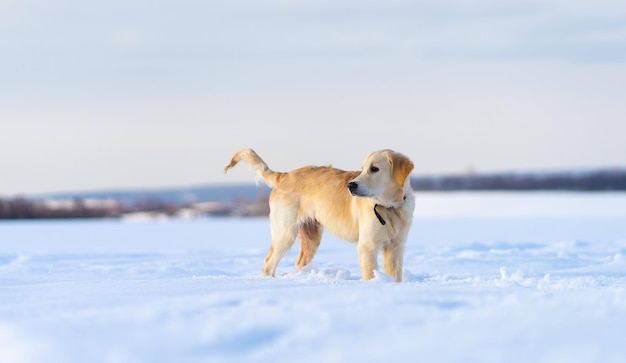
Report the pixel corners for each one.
[0,196,269,220]
[2,169,626,219]
[411,169,626,191]
[0,198,182,220]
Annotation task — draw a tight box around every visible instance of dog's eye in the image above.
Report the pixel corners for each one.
[369,166,379,173]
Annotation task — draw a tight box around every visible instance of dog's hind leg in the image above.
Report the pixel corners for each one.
[262,204,299,277]
[295,219,322,270]
[263,228,298,277]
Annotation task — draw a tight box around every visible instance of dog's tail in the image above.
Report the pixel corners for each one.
[224,148,283,188]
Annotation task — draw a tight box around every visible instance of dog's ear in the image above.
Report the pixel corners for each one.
[388,152,414,189]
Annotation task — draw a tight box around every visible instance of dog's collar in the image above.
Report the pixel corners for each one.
[373,204,386,225]
[374,195,407,226]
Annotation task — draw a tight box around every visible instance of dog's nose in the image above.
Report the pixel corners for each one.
[347,181,358,193]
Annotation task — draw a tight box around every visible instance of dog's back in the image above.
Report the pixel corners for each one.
[224,149,360,242]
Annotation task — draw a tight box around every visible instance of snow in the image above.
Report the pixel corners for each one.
[1,192,626,363]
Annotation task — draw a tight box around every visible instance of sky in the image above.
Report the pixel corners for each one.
[2,0,626,195]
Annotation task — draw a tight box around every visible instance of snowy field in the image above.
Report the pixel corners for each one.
[2,192,626,363]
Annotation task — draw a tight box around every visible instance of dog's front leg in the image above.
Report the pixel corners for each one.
[382,242,404,282]
[357,240,379,280]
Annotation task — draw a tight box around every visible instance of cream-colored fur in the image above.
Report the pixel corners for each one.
[224,148,415,282]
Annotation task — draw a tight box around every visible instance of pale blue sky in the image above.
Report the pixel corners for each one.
[2,0,626,195]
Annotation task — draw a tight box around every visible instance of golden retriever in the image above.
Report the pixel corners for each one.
[224,148,415,282]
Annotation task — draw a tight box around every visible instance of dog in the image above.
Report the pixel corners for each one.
[224,148,415,282]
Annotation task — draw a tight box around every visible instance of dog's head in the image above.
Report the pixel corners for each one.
[348,150,414,207]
